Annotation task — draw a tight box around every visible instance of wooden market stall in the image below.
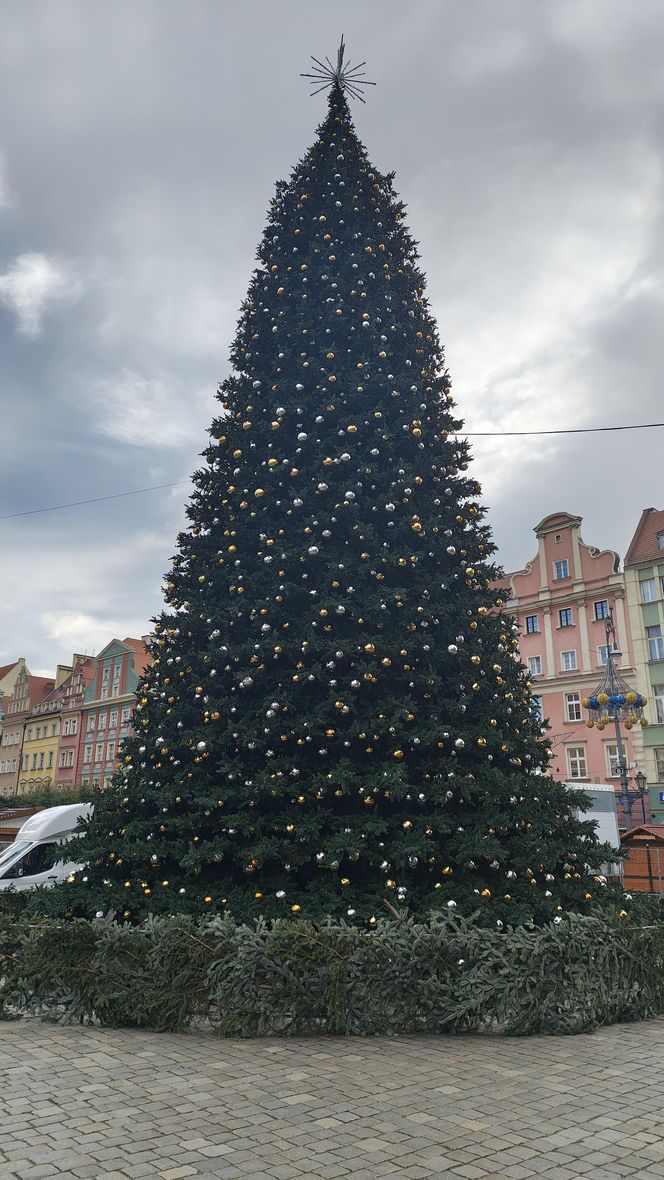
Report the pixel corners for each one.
[622,825,664,894]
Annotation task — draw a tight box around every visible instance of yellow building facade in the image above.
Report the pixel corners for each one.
[17,665,71,795]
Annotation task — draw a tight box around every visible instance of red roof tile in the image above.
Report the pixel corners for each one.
[625,508,664,567]
[623,824,664,840]
[122,637,151,678]
[27,675,55,707]
[0,661,19,682]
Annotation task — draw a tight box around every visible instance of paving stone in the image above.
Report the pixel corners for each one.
[4,1020,664,1178]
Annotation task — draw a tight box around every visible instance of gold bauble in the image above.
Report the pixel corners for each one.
[291,904,301,914]
[393,749,404,760]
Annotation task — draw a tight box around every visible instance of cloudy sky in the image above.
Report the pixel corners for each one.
[1,0,663,675]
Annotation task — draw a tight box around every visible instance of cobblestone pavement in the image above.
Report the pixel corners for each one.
[2,1021,664,1180]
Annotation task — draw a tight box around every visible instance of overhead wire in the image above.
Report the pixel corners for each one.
[1,419,662,521]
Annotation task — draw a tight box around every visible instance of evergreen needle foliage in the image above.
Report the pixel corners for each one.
[52,81,614,927]
[3,911,664,1037]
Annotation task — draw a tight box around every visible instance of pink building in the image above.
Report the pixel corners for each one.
[81,638,150,790]
[54,655,97,791]
[498,512,645,830]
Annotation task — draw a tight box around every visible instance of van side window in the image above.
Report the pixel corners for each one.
[0,842,60,879]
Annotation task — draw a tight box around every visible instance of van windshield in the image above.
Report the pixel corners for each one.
[0,840,33,872]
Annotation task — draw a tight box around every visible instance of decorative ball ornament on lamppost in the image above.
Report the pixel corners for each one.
[582,608,648,830]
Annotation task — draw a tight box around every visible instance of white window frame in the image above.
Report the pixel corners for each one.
[559,608,573,628]
[525,615,539,634]
[553,559,569,581]
[527,655,542,677]
[565,692,582,722]
[594,599,609,621]
[566,745,587,780]
[647,626,664,661]
[605,743,620,778]
[561,649,577,671]
[655,748,664,782]
[641,578,657,603]
[531,695,543,724]
[654,685,664,725]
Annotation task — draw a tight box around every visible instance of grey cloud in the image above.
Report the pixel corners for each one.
[1,0,663,671]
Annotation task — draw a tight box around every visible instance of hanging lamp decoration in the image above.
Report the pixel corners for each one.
[582,609,648,730]
[301,35,376,102]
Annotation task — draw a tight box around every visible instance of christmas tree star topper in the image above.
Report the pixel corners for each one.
[301,35,376,103]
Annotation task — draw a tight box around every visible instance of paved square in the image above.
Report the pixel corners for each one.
[1,1019,664,1177]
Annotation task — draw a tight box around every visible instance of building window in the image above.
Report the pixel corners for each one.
[83,746,92,764]
[98,711,107,730]
[655,749,664,782]
[654,685,664,724]
[106,739,116,761]
[605,743,621,778]
[527,655,542,677]
[47,751,53,769]
[647,625,664,661]
[31,754,37,770]
[554,533,562,543]
[38,752,44,769]
[658,533,664,551]
[566,746,587,779]
[121,706,131,725]
[559,608,573,628]
[525,615,539,634]
[553,559,569,581]
[565,692,582,722]
[95,743,104,763]
[531,695,543,724]
[594,599,609,621]
[87,713,95,732]
[561,650,577,671]
[641,578,657,603]
[109,710,118,729]
[59,749,74,769]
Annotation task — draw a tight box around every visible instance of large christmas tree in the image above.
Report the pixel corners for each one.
[66,47,609,927]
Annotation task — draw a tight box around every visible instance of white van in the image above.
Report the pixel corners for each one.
[0,803,92,891]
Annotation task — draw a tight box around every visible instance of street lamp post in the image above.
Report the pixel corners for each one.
[634,769,648,824]
[582,609,649,833]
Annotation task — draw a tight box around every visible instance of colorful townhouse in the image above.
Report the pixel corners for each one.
[17,664,73,795]
[498,511,646,830]
[0,667,55,796]
[0,658,27,776]
[53,655,97,791]
[624,508,664,822]
[80,638,150,790]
